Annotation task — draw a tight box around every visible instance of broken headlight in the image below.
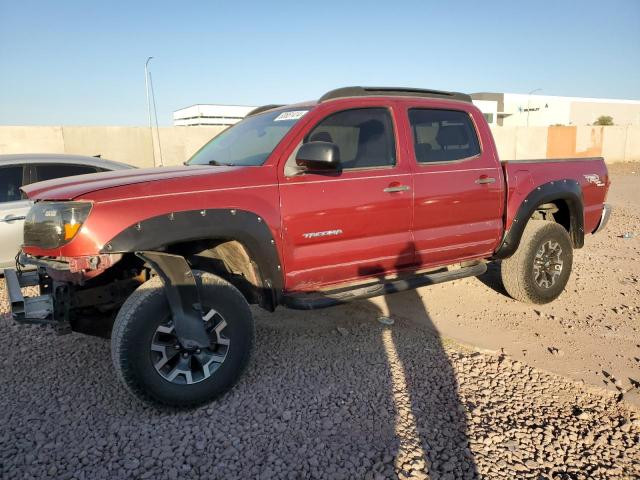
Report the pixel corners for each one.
[23,201,93,249]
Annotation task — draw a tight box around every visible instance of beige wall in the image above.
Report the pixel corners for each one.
[625,126,640,163]
[489,126,516,159]
[0,126,225,168]
[601,126,628,162]
[0,126,66,154]
[514,126,548,159]
[0,124,638,167]
[492,125,639,163]
[62,127,156,168]
[570,102,640,127]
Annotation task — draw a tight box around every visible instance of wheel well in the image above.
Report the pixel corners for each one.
[534,199,572,239]
[494,180,584,259]
[165,239,275,310]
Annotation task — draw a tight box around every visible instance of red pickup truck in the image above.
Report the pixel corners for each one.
[5,87,611,407]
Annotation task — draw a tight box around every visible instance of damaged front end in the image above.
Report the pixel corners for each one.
[4,252,145,337]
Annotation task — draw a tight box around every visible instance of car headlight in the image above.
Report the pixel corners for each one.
[23,201,93,249]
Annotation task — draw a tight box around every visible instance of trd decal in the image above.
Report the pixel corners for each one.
[583,174,605,187]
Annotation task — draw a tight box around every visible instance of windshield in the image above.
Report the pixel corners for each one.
[187,108,310,166]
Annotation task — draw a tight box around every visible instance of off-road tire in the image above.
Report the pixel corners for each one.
[111,271,254,407]
[500,220,573,304]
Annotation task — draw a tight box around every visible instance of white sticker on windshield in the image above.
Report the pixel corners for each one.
[274,110,308,122]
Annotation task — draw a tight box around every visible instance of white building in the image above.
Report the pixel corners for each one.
[175,94,640,129]
[173,104,257,126]
[177,102,501,127]
[471,99,498,126]
[471,92,640,127]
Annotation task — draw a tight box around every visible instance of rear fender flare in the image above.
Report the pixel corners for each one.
[101,209,283,307]
[494,179,584,259]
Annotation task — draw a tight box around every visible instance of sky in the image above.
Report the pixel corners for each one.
[1,0,639,126]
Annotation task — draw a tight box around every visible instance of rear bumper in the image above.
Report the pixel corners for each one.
[593,204,612,234]
[4,269,55,325]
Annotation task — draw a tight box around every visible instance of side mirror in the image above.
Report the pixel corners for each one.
[295,141,341,172]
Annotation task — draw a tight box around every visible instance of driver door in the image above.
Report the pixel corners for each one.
[278,105,414,291]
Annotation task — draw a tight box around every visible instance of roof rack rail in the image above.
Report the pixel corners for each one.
[246,104,285,117]
[319,86,472,104]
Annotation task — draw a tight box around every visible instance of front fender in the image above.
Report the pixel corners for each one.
[101,208,283,303]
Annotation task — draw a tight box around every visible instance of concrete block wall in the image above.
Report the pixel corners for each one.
[0,125,638,168]
[490,125,639,163]
[0,126,67,154]
[62,127,155,167]
[626,126,640,162]
[0,126,225,168]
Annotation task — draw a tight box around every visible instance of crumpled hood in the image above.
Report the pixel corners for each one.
[22,165,233,201]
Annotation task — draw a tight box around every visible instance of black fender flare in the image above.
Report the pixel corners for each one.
[493,179,584,259]
[101,209,283,308]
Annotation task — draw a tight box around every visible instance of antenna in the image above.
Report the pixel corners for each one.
[144,57,164,167]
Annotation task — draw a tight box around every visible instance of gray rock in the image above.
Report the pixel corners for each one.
[0,281,638,480]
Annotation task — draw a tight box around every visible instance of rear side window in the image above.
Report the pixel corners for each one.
[305,108,396,169]
[34,164,98,182]
[409,109,480,163]
[0,166,25,203]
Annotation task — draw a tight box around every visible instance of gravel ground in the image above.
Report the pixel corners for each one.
[1,285,639,479]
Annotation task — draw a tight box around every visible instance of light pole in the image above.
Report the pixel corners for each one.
[149,70,164,167]
[144,57,157,167]
[526,88,543,127]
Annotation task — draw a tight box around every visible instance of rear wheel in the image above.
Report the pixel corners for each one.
[111,271,254,407]
[500,220,573,304]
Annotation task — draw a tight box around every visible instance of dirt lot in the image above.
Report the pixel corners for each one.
[1,163,639,479]
[389,162,640,407]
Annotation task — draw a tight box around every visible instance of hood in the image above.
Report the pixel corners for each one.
[22,165,235,201]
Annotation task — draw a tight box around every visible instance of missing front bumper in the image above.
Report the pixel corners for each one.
[4,269,55,325]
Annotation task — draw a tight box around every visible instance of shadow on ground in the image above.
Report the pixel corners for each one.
[356,243,477,479]
[474,260,509,297]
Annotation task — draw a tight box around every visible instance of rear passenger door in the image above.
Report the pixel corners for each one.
[406,106,504,267]
[279,105,414,290]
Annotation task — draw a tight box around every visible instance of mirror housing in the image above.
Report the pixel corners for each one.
[295,141,341,172]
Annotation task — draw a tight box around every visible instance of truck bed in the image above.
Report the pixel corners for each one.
[501,157,609,234]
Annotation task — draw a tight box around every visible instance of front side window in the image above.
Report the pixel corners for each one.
[409,109,480,163]
[188,108,309,167]
[305,108,396,170]
[0,166,24,203]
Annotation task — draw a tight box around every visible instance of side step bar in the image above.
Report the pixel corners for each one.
[283,262,487,310]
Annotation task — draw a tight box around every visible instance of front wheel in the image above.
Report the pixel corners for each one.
[500,221,573,304]
[111,271,254,407]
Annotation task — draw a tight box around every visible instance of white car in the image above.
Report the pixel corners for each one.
[0,154,134,271]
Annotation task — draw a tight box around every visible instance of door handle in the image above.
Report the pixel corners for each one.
[1,215,26,223]
[475,176,496,185]
[383,185,410,193]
